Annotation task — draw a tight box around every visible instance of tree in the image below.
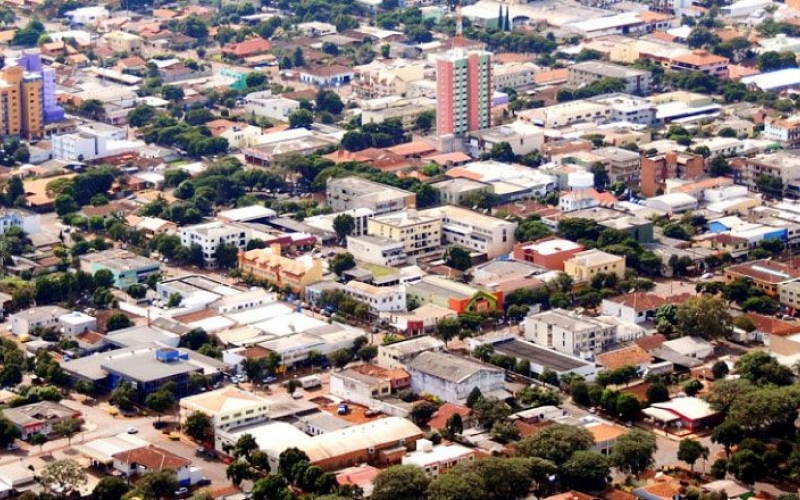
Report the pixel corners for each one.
[289,109,313,129]
[332,214,355,243]
[179,328,210,351]
[516,423,594,466]
[615,393,641,421]
[226,460,254,487]
[328,348,352,369]
[330,252,356,276]
[515,217,552,242]
[758,50,799,71]
[410,401,436,426]
[185,411,210,442]
[371,465,430,500]
[54,194,77,216]
[678,438,709,472]
[611,429,657,478]
[683,379,703,396]
[167,292,183,308]
[234,433,259,461]
[472,397,511,429]
[444,246,472,271]
[436,317,461,346]
[145,389,175,423]
[54,417,81,444]
[562,451,610,491]
[357,344,377,363]
[279,447,310,479]
[466,387,483,408]
[727,449,766,484]
[106,313,132,332]
[571,380,591,407]
[0,417,19,448]
[712,420,743,457]
[646,382,670,405]
[136,470,179,500]
[214,242,239,269]
[735,350,793,386]
[711,360,730,380]
[110,381,137,411]
[590,162,610,190]
[489,142,515,163]
[426,467,485,500]
[446,413,464,436]
[92,476,130,500]
[675,295,731,339]
[40,459,87,493]
[727,385,800,432]
[316,90,344,115]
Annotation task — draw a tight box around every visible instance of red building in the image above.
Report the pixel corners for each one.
[512,238,585,271]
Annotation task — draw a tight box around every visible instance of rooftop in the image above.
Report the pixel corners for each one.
[570,61,650,79]
[112,445,190,470]
[405,351,502,383]
[595,346,653,371]
[726,259,800,284]
[493,339,591,371]
[565,249,624,267]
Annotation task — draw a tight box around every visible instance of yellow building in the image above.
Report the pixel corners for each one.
[563,249,626,282]
[0,65,43,140]
[366,210,442,257]
[238,244,323,296]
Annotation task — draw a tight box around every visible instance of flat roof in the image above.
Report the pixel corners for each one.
[493,339,591,371]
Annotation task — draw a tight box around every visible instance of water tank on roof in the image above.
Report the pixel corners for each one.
[156,348,179,363]
[568,172,594,190]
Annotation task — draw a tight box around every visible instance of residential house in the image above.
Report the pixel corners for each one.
[112,445,194,486]
[4,401,81,440]
[601,292,668,325]
[401,439,477,477]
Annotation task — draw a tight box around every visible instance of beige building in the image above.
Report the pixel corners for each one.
[563,249,625,282]
[419,205,517,259]
[352,60,428,100]
[367,210,442,256]
[103,31,144,53]
[237,244,323,296]
[0,65,43,140]
[520,100,611,128]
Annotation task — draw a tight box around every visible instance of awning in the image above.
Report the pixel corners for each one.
[642,407,680,423]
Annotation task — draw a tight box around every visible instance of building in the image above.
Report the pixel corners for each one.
[595,345,653,375]
[0,62,42,140]
[594,147,642,186]
[367,210,442,257]
[329,365,410,406]
[740,152,800,197]
[430,178,490,206]
[644,192,699,214]
[405,351,505,403]
[563,249,626,282]
[643,397,720,431]
[725,259,800,296]
[347,235,407,267]
[436,44,492,152]
[640,151,705,197]
[237,245,323,296]
[406,276,503,314]
[378,336,446,369]
[327,177,415,215]
[305,208,374,238]
[474,334,598,380]
[103,31,144,53]
[361,96,437,131]
[298,65,354,87]
[589,93,657,125]
[112,445,195,486]
[493,61,539,90]
[661,336,714,359]
[467,121,545,158]
[512,239,584,271]
[523,308,617,358]
[419,205,516,259]
[180,222,249,267]
[669,50,729,79]
[601,292,669,325]
[741,68,800,92]
[244,91,300,122]
[568,61,652,95]
[0,209,40,235]
[352,59,427,100]
[222,37,272,59]
[401,439,477,477]
[179,387,271,432]
[345,281,406,313]
[80,249,161,288]
[52,123,144,161]
[780,281,800,313]
[4,401,81,440]
[764,115,800,146]
[10,305,70,336]
[59,311,97,336]
[520,100,611,128]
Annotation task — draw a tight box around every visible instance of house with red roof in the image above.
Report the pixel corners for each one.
[222,37,272,59]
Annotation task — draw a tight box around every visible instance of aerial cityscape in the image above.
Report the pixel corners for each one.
[0,0,797,499]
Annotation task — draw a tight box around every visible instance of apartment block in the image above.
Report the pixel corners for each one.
[345,281,406,313]
[741,152,800,197]
[568,61,652,95]
[522,308,617,358]
[327,177,415,215]
[346,235,407,267]
[419,205,517,259]
[594,146,642,186]
[640,151,705,197]
[763,115,800,146]
[563,249,626,282]
[180,222,249,267]
[367,210,442,257]
[237,244,323,296]
[669,50,729,79]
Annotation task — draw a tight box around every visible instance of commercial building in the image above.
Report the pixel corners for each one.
[406,276,503,314]
[520,100,611,128]
[568,61,652,95]
[4,401,81,440]
[345,281,406,313]
[643,397,720,431]
[763,115,800,146]
[725,259,800,297]
[523,308,617,358]
[436,45,492,152]
[640,151,705,197]
[305,208,374,238]
[669,50,729,79]
[179,387,271,432]
[377,336,446,370]
[405,351,505,403]
[347,235,408,267]
[180,222,249,267]
[780,281,800,313]
[327,177,415,215]
[367,210,442,257]
[563,249,626,282]
[10,305,70,336]
[430,178,490,206]
[512,238,584,271]
[402,440,477,477]
[467,121,545,157]
[361,96,437,131]
[741,68,800,92]
[589,94,658,125]
[237,245,323,296]
[52,123,144,161]
[79,249,161,288]
[419,205,517,259]
[644,193,699,214]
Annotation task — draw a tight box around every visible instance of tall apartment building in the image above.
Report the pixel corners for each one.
[367,210,442,257]
[594,146,642,186]
[326,177,415,215]
[740,152,800,197]
[419,205,517,259]
[0,53,64,141]
[567,61,652,95]
[640,151,705,197]
[436,26,492,152]
[179,222,249,267]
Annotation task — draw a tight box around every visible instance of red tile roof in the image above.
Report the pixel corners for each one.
[112,445,190,471]
[222,37,272,57]
[606,292,667,311]
[428,402,471,430]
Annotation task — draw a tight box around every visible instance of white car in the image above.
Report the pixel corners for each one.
[127,427,138,434]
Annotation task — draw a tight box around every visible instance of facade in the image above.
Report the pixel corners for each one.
[10,305,70,336]
[512,239,585,271]
[725,259,800,296]
[329,366,401,407]
[345,281,406,313]
[669,50,729,79]
[112,445,194,486]
[367,211,442,257]
[763,115,800,146]
[346,235,407,267]
[741,152,800,197]
[52,123,143,161]
[244,91,300,122]
[327,177,415,215]
[4,401,81,440]
[406,276,503,314]
[304,208,374,238]
[523,309,617,358]
[594,147,642,186]
[179,222,249,267]
[520,100,611,128]
[59,312,97,336]
[419,205,517,259]
[563,249,626,282]
[405,351,504,403]
[601,292,669,325]
[0,209,40,235]
[377,336,446,370]
[568,61,652,95]
[436,49,492,151]
[401,440,477,477]
[82,249,161,288]
[779,281,800,313]
[467,121,545,158]
[430,178,490,206]
[640,151,705,197]
[179,387,271,432]
[237,245,323,296]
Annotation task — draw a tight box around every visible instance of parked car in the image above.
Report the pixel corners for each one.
[127,427,138,434]
[196,478,212,486]
[175,486,189,497]
[291,391,303,399]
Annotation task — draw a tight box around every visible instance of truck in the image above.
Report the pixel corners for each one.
[299,375,322,390]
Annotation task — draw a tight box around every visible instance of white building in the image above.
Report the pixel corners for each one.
[522,308,617,358]
[493,62,539,91]
[179,222,250,267]
[419,205,517,259]
[405,351,505,403]
[644,192,699,214]
[52,124,144,161]
[244,91,300,122]
[377,336,446,369]
[601,292,668,325]
[329,368,392,407]
[346,281,406,313]
[58,311,97,336]
[179,387,271,431]
[467,121,545,157]
[401,440,476,477]
[305,208,375,238]
[0,209,40,235]
[347,235,408,267]
[64,5,109,25]
[10,306,70,336]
